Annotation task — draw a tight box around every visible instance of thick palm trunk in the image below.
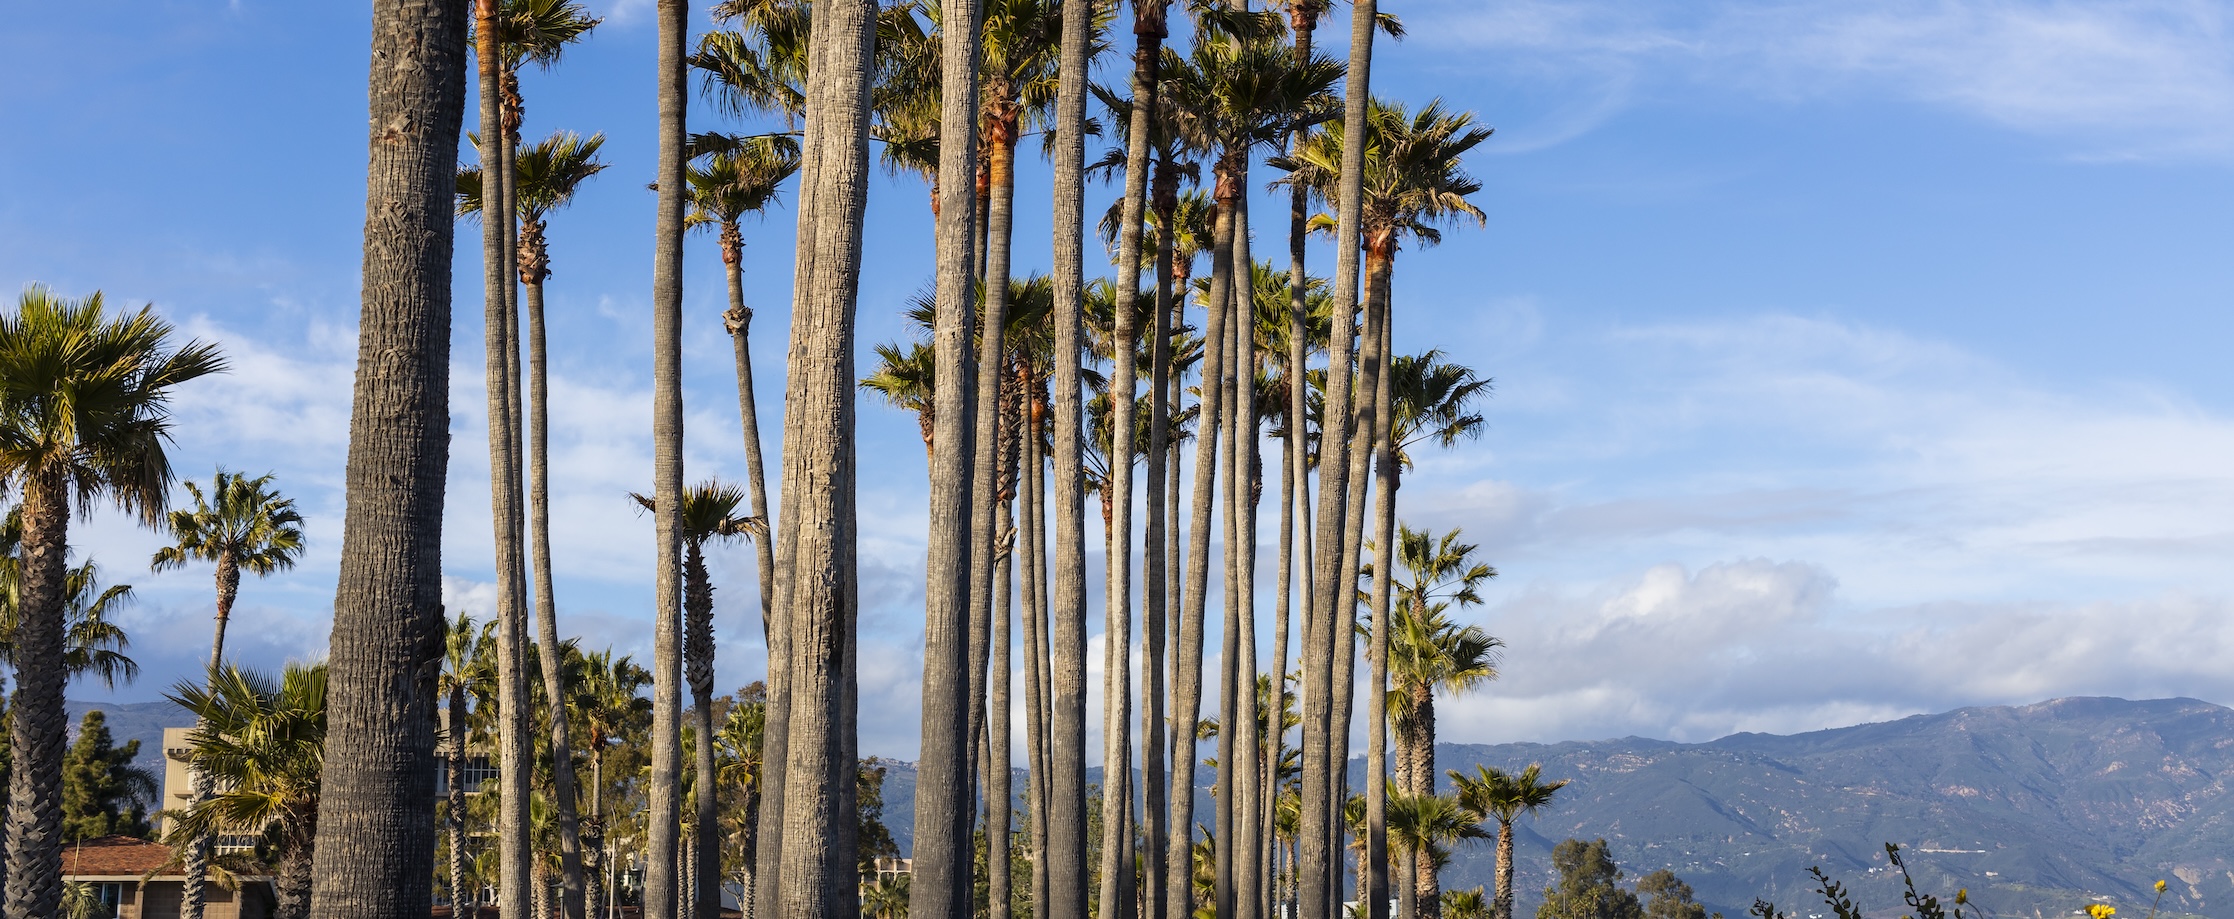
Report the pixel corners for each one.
[1232,189,1265,919]
[1492,824,1514,919]
[1300,5,1379,919]
[647,0,690,916]
[1342,247,1391,919]
[1170,195,1234,919]
[1272,18,1317,916]
[1046,0,1096,909]
[305,2,467,915]
[4,473,69,918]
[912,0,985,911]
[774,0,877,914]
[528,266,591,919]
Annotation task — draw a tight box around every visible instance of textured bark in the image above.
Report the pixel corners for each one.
[1492,823,1515,919]
[1170,197,1233,919]
[5,472,69,918]
[1046,0,1095,912]
[528,262,590,919]
[1272,16,1318,919]
[723,275,778,640]
[1344,249,1391,919]
[1300,5,1378,919]
[181,550,243,919]
[988,499,1016,919]
[647,1,690,917]
[1100,10,1162,919]
[910,0,983,910]
[1232,189,1264,919]
[1020,395,1052,919]
[305,2,465,916]
[775,0,875,915]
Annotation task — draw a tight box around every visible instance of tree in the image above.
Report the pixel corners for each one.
[1537,839,1642,919]
[716,685,767,919]
[150,468,305,919]
[0,285,223,918]
[644,0,690,914]
[1636,871,1712,919]
[61,711,154,842]
[1375,525,1499,798]
[0,517,142,693]
[168,663,329,919]
[1444,888,1492,919]
[569,647,652,919]
[307,3,468,915]
[1385,787,1489,919]
[766,0,879,914]
[634,480,764,919]
[438,613,498,911]
[1451,765,1568,919]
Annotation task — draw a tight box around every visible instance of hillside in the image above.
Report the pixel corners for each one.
[65,698,192,767]
[880,697,2231,919]
[1428,696,2232,919]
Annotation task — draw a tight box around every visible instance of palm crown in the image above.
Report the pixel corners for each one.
[151,469,306,581]
[1274,97,1491,257]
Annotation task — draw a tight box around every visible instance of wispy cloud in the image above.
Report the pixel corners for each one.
[1413,0,2234,159]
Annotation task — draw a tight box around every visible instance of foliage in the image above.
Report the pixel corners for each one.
[858,757,902,883]
[61,710,155,841]
[1537,838,1643,919]
[148,469,306,585]
[0,512,140,690]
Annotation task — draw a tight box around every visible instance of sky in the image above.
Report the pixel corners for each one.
[4,0,2233,761]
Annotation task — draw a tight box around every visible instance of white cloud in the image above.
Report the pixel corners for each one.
[1412,0,2234,159]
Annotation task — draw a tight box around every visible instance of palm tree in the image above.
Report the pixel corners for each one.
[1384,789,1488,919]
[307,3,467,914]
[863,342,941,457]
[768,0,879,915]
[0,286,222,917]
[687,137,797,681]
[1375,525,1499,799]
[1449,765,1567,919]
[165,662,328,919]
[643,0,691,913]
[865,873,912,919]
[716,687,767,919]
[634,480,763,919]
[148,468,304,919]
[1442,887,1491,919]
[1382,352,1489,473]
[569,648,652,919]
[150,470,307,672]
[438,613,498,911]
[0,514,142,695]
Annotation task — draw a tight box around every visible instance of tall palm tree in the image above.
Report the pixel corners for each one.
[644,0,691,914]
[634,480,764,919]
[1375,525,1498,799]
[768,0,879,915]
[165,662,328,919]
[1384,788,1489,919]
[1449,765,1566,919]
[1382,352,1489,473]
[307,3,468,914]
[1295,1,1382,916]
[1044,0,1106,911]
[438,613,498,912]
[149,468,305,919]
[569,648,653,919]
[687,137,798,680]
[0,286,222,918]
[863,342,941,457]
[716,687,766,919]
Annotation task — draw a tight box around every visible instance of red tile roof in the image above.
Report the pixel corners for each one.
[61,835,175,878]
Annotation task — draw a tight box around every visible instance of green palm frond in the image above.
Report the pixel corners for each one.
[150,468,305,577]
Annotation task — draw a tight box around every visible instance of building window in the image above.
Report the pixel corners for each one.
[93,882,125,917]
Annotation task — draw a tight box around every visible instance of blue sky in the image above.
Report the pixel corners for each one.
[5,0,2233,759]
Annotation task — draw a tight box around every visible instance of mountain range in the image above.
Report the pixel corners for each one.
[70,695,2234,918]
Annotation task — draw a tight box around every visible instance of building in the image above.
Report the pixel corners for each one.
[61,835,276,919]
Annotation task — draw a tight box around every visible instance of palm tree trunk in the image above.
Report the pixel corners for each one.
[1233,188,1266,919]
[1170,192,1234,919]
[4,472,69,919]
[449,688,472,911]
[914,0,988,911]
[1273,19,1317,916]
[1492,823,1514,919]
[527,262,590,919]
[686,540,723,919]
[1019,384,1052,919]
[989,497,1017,919]
[1302,3,1380,918]
[1100,8,1162,919]
[647,0,690,916]
[303,2,468,915]
[775,0,876,913]
[1140,130,1176,919]
[1343,244,1391,919]
[181,552,243,919]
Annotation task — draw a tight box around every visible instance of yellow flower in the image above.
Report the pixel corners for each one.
[2155,880,2168,894]
[2087,904,2116,919]
[1956,890,1968,906]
